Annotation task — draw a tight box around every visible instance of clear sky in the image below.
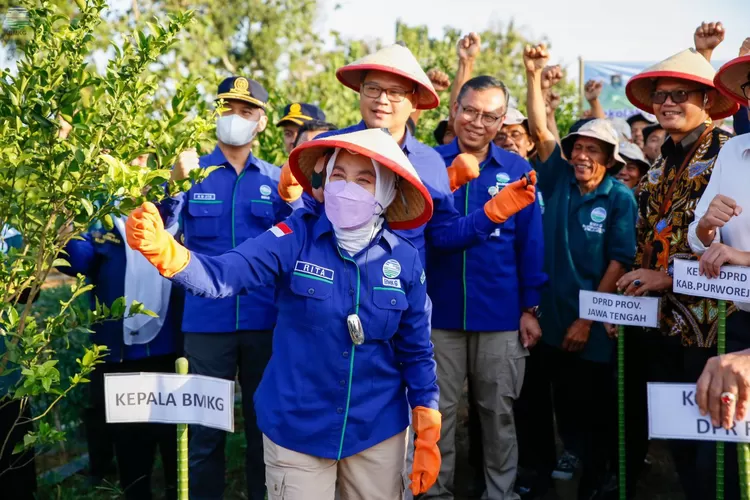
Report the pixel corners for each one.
[318,0,748,72]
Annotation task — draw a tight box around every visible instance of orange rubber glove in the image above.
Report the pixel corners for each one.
[278,161,303,202]
[410,406,442,496]
[484,170,537,223]
[446,153,480,192]
[126,202,191,278]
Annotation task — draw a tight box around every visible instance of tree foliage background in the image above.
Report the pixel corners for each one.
[0,0,578,488]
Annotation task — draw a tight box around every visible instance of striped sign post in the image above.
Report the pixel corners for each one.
[717,300,726,500]
[618,324,626,500]
[176,357,189,500]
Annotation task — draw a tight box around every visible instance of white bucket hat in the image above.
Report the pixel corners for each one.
[288,128,433,230]
[503,108,528,127]
[561,118,626,170]
[619,141,650,174]
[714,55,750,107]
[336,44,440,110]
[625,48,739,120]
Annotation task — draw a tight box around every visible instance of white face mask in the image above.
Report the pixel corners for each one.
[216,114,259,146]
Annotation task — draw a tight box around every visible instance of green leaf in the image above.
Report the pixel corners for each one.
[80,198,94,216]
[52,258,70,268]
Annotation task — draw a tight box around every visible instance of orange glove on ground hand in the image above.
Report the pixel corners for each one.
[278,161,303,202]
[410,406,442,496]
[484,170,537,223]
[126,202,191,278]
[446,153,480,192]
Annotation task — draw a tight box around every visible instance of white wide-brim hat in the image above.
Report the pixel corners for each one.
[561,118,626,170]
[625,48,739,120]
[336,44,440,110]
[289,128,433,230]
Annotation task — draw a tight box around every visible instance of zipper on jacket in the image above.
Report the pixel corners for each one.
[336,247,360,460]
[231,170,247,331]
[462,178,469,331]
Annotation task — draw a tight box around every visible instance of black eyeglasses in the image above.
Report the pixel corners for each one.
[458,104,505,127]
[741,82,750,100]
[361,83,415,103]
[650,89,705,105]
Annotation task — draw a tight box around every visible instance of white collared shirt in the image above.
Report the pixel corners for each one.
[688,134,750,312]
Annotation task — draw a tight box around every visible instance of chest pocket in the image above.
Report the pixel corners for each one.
[187,202,224,238]
[367,288,409,341]
[289,273,334,330]
[250,201,275,226]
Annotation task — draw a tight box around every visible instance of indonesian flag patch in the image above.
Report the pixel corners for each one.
[269,222,293,238]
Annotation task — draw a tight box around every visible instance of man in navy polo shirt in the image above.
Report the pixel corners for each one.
[156,76,291,500]
[428,76,545,500]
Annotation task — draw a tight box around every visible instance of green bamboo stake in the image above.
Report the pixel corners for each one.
[739,441,750,500]
[618,324,626,500]
[718,300,726,500]
[176,357,189,500]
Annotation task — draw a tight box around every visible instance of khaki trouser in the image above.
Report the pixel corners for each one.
[425,329,527,500]
[264,430,408,500]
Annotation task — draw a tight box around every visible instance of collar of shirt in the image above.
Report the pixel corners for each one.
[661,123,707,161]
[569,171,616,197]
[353,120,417,155]
[203,145,263,172]
[311,212,398,253]
[439,138,504,167]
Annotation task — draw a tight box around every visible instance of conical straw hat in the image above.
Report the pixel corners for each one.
[625,48,739,120]
[288,128,433,230]
[336,44,440,110]
[714,55,750,107]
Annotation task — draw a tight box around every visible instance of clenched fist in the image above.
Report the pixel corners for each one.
[427,69,451,93]
[171,149,200,182]
[740,37,750,57]
[457,32,481,62]
[584,80,603,101]
[694,21,725,52]
[699,194,743,232]
[524,44,549,74]
[541,65,564,90]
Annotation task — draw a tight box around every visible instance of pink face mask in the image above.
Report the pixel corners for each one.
[324,180,381,230]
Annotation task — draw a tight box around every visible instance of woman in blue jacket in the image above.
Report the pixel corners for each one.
[126,128,442,499]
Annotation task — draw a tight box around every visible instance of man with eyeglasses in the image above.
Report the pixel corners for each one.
[425,75,544,500]
[615,26,741,497]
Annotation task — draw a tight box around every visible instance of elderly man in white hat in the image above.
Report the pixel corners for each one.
[684,38,750,500]
[613,42,741,498]
[520,42,638,499]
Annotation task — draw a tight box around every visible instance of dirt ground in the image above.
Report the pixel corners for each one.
[452,383,685,500]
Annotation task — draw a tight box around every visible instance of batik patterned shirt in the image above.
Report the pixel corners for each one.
[636,124,734,347]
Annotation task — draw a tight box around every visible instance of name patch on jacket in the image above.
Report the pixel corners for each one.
[193,193,216,201]
[294,261,334,282]
[383,277,401,288]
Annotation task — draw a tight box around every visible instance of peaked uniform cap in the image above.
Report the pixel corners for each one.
[561,118,626,169]
[336,44,440,110]
[276,102,327,127]
[215,76,268,109]
[288,128,433,230]
[625,48,740,120]
[714,55,750,107]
